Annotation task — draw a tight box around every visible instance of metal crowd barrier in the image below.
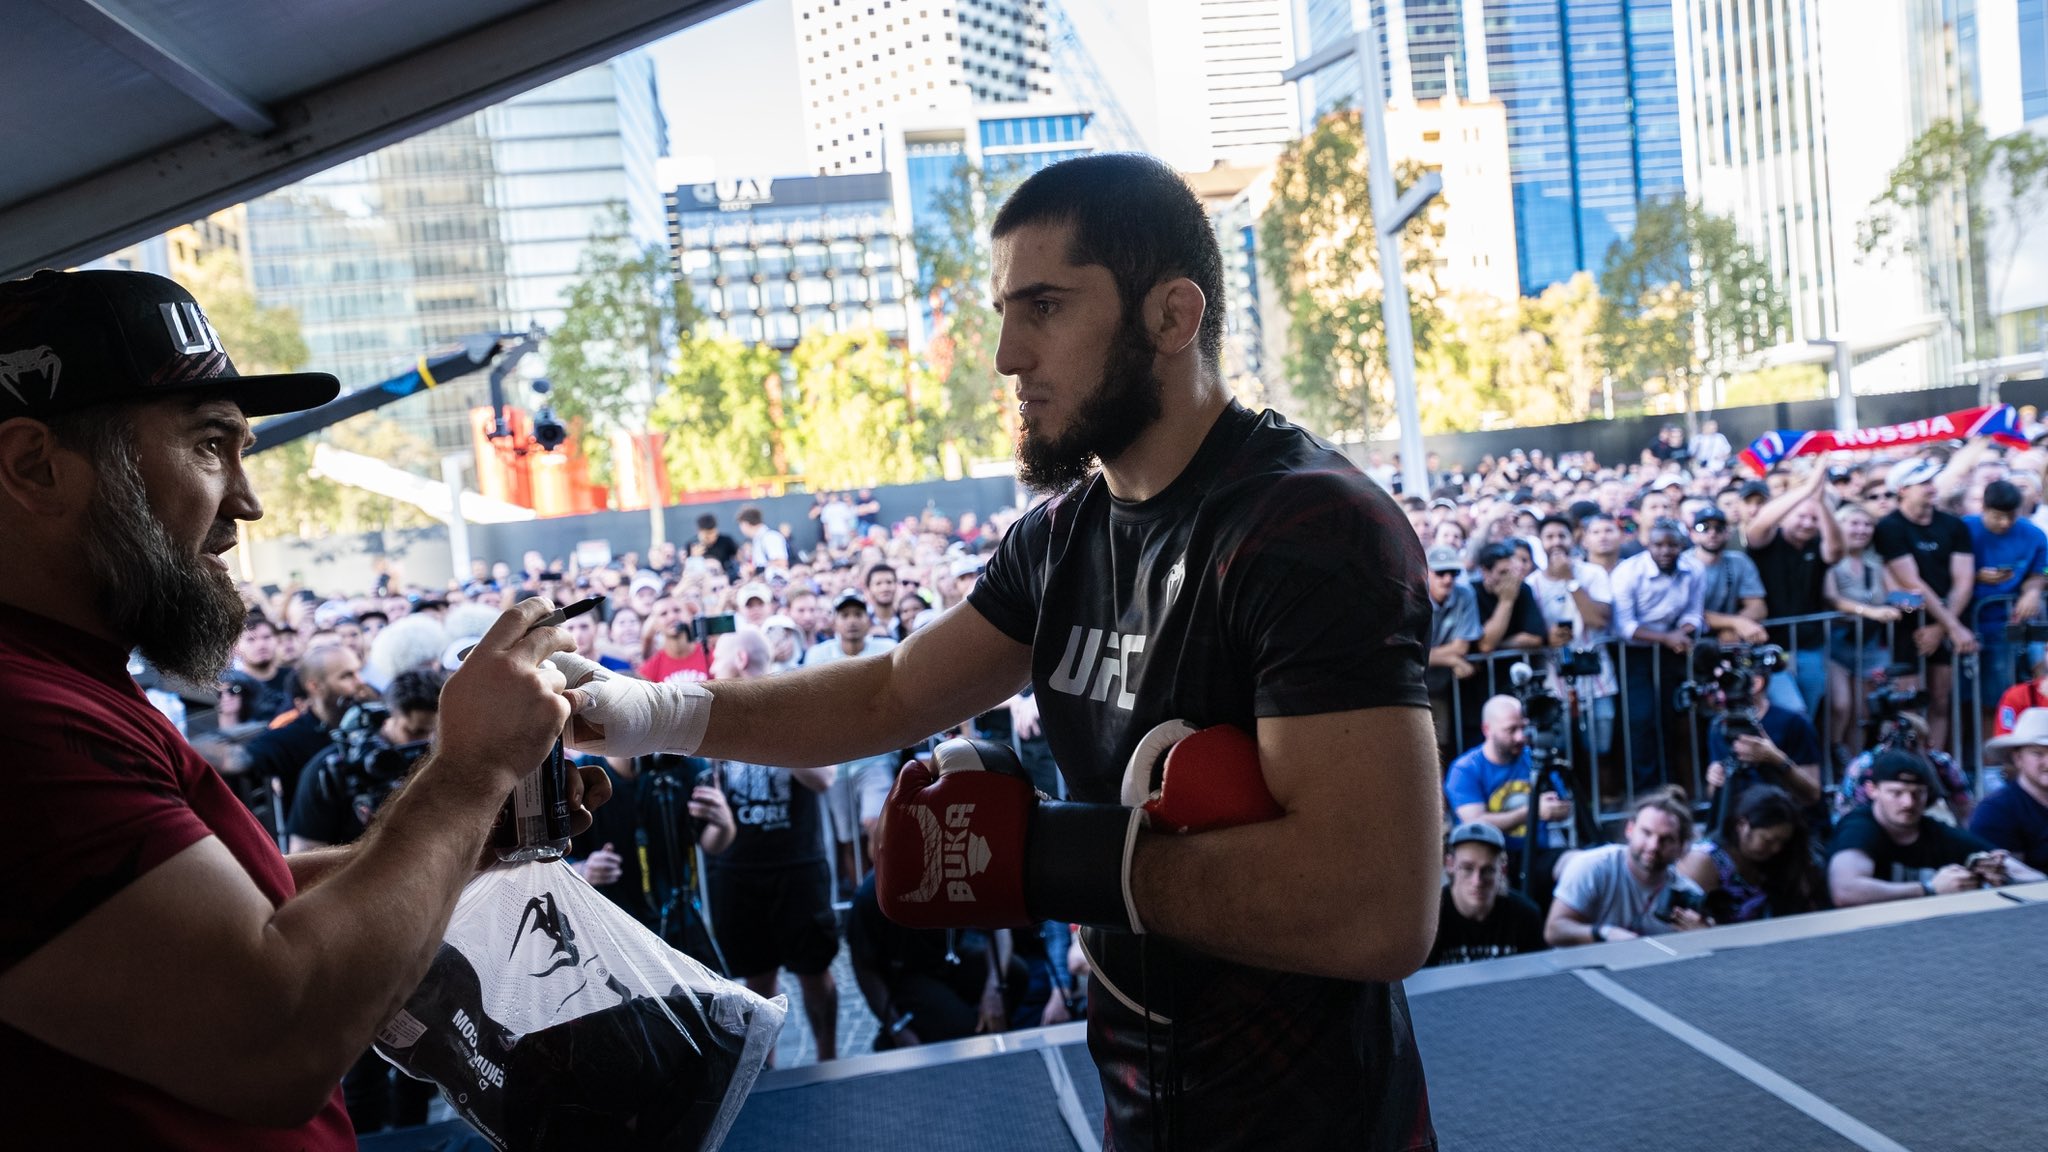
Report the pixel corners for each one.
[1433,596,2032,833]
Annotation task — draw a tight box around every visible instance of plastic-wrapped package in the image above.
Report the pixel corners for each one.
[375,859,784,1151]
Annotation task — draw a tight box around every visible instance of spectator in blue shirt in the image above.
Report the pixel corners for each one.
[1445,695,1570,886]
[1966,480,2048,705]
[1974,708,2048,875]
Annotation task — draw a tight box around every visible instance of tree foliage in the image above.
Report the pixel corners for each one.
[783,328,935,490]
[1417,274,1605,432]
[911,161,1018,463]
[545,204,697,474]
[650,335,786,492]
[1259,108,1446,439]
[1859,116,2048,357]
[1598,198,1787,414]
[190,251,308,374]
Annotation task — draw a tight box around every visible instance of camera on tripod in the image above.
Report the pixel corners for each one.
[1675,638,1786,740]
[1507,656,1571,756]
[1863,662,1932,749]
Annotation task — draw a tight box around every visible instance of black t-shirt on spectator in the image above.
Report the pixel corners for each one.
[227,666,298,726]
[1474,582,1548,646]
[701,533,739,576]
[286,746,365,846]
[1426,887,1547,967]
[242,709,331,796]
[1873,511,1974,601]
[1751,533,1830,647]
[710,761,825,871]
[1707,704,1828,839]
[1832,806,1995,884]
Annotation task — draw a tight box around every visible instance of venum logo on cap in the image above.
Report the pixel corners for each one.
[0,345,61,407]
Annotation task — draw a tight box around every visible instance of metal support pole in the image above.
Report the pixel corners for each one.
[1833,340,1855,432]
[441,454,471,585]
[1353,2,1431,502]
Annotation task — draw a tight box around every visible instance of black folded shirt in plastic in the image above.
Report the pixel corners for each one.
[378,944,753,1151]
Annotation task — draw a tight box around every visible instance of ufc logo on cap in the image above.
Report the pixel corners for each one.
[159,302,224,356]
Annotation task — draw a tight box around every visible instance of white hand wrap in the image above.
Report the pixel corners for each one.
[548,652,713,757]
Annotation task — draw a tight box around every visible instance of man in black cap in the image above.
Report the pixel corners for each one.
[1828,748,2042,906]
[1426,822,1547,967]
[0,270,604,1147]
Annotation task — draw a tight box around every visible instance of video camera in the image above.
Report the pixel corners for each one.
[330,702,432,827]
[1864,663,1931,750]
[1675,638,1786,741]
[1507,656,1571,755]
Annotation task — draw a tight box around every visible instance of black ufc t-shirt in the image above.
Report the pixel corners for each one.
[1832,807,1994,885]
[969,402,1436,1152]
[1426,887,1547,967]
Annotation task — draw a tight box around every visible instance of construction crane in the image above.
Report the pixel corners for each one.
[1046,0,1147,154]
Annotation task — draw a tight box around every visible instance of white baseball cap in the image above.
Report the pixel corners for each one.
[1886,457,1942,492]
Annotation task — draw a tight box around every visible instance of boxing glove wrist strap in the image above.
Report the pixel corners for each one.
[1024,800,1147,935]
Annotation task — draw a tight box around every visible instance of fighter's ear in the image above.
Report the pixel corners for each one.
[1143,276,1205,360]
[0,417,91,520]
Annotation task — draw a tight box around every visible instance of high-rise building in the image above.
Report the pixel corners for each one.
[1295,0,1685,297]
[958,0,1055,103]
[87,206,249,284]
[1190,0,1302,159]
[1674,0,1971,393]
[791,0,1053,176]
[244,54,668,452]
[667,173,916,350]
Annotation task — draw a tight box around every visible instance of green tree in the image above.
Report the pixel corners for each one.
[650,334,786,492]
[190,251,308,373]
[545,204,696,486]
[1259,108,1446,439]
[1598,199,1787,417]
[911,161,1019,465]
[1859,116,2048,358]
[783,328,936,490]
[1419,274,1607,432]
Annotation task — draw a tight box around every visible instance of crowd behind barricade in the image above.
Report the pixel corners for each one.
[141,423,2048,1130]
[1391,419,2048,968]
[164,495,1084,1135]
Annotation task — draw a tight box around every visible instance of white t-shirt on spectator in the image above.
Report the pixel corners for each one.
[821,500,857,544]
[804,635,896,666]
[749,528,789,569]
[1554,843,1704,937]
[1528,560,1618,697]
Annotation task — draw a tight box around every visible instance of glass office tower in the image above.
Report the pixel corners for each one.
[1298,0,1685,296]
[246,54,667,452]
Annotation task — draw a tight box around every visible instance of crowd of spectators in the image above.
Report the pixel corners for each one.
[166,498,1085,1134]
[1400,419,2048,967]
[139,416,2048,1117]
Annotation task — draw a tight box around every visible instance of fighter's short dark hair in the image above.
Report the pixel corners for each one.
[991,154,1225,372]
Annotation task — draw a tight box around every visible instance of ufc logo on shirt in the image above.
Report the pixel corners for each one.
[1047,626,1146,711]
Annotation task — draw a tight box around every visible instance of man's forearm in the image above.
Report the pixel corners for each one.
[1832,876,1924,906]
[283,845,356,893]
[258,754,505,1093]
[1478,598,1514,651]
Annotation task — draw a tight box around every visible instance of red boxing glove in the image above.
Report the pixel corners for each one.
[877,738,1147,934]
[875,738,1036,930]
[1121,721,1281,834]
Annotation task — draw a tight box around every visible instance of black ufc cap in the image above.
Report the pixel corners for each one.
[0,269,339,421]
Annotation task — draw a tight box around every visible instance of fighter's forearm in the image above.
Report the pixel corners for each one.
[696,657,917,768]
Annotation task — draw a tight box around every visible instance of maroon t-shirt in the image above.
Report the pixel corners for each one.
[0,604,354,1149]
